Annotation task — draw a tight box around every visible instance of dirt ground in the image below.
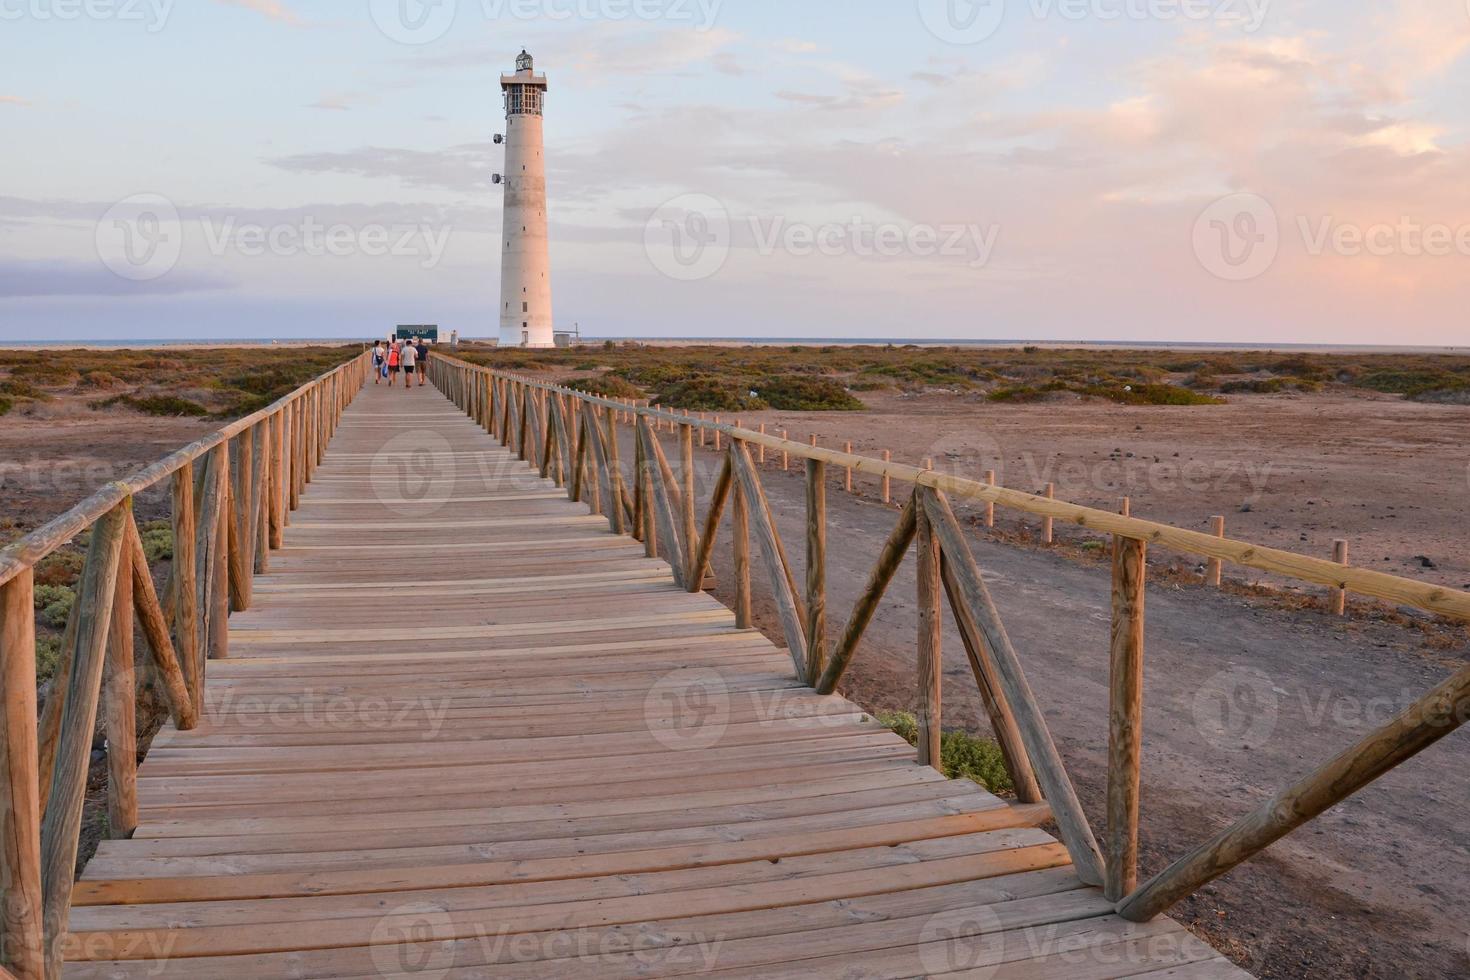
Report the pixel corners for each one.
[721,387,1470,593]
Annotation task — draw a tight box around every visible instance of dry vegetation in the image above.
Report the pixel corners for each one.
[457,342,1470,411]
[0,345,361,420]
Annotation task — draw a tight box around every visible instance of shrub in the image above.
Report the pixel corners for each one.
[139,521,173,562]
[36,635,62,684]
[101,395,210,417]
[80,371,125,390]
[1085,383,1225,406]
[653,378,766,413]
[35,584,75,629]
[1354,370,1455,395]
[0,379,48,399]
[1408,382,1470,404]
[34,551,83,588]
[1218,377,1322,394]
[879,712,1014,794]
[754,377,864,411]
[0,395,11,417]
[568,374,643,399]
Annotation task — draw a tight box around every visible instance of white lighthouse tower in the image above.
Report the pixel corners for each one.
[498,50,554,348]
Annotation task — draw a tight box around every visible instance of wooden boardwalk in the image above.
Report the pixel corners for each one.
[61,382,1247,978]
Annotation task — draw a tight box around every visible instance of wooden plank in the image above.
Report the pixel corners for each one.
[168,463,199,713]
[1106,536,1146,901]
[914,493,943,770]
[39,501,127,978]
[103,526,138,838]
[805,458,827,686]
[0,569,44,980]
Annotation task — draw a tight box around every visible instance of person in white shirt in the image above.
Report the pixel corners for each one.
[372,342,386,385]
[399,339,419,391]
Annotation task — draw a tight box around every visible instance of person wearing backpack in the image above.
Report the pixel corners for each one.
[372,342,386,384]
[387,342,401,387]
[415,338,430,387]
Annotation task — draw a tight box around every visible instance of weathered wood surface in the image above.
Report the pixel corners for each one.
[58,383,1245,979]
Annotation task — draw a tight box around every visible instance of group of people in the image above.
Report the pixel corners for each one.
[372,338,430,389]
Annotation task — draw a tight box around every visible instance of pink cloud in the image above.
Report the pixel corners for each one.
[212,0,302,25]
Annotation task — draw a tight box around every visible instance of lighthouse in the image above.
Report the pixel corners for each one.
[498,50,554,348]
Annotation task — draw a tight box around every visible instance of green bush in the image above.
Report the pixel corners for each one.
[1085,383,1225,406]
[754,377,864,411]
[34,550,84,588]
[568,374,643,399]
[1354,370,1456,395]
[0,395,11,417]
[36,635,62,684]
[1218,377,1322,394]
[35,584,75,629]
[653,378,766,413]
[139,521,173,562]
[100,395,210,417]
[879,712,1014,794]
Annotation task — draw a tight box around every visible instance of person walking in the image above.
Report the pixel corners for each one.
[372,341,386,384]
[387,341,401,387]
[415,337,430,386]
[400,338,419,391]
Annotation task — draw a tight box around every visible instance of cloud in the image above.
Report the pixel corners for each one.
[308,95,353,112]
[268,145,497,193]
[774,39,819,54]
[0,96,29,106]
[0,260,234,298]
[212,0,303,25]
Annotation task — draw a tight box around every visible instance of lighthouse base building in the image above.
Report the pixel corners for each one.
[498,51,555,349]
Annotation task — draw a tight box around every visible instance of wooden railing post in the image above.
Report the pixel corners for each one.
[729,442,808,678]
[169,463,200,712]
[915,494,943,770]
[1106,534,1147,901]
[680,424,698,583]
[1331,539,1350,615]
[687,455,732,593]
[0,569,44,980]
[39,501,127,979]
[269,410,286,549]
[201,446,230,664]
[124,518,195,732]
[103,520,138,839]
[804,458,827,686]
[732,473,752,629]
[1207,516,1225,586]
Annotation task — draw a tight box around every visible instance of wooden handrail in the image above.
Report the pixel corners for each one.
[433,355,1470,622]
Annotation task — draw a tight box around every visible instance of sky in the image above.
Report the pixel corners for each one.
[1,0,1468,344]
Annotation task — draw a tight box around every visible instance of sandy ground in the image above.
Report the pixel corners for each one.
[717,388,1470,593]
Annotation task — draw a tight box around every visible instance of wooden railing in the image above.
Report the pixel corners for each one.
[429,352,1470,925]
[0,352,369,980]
